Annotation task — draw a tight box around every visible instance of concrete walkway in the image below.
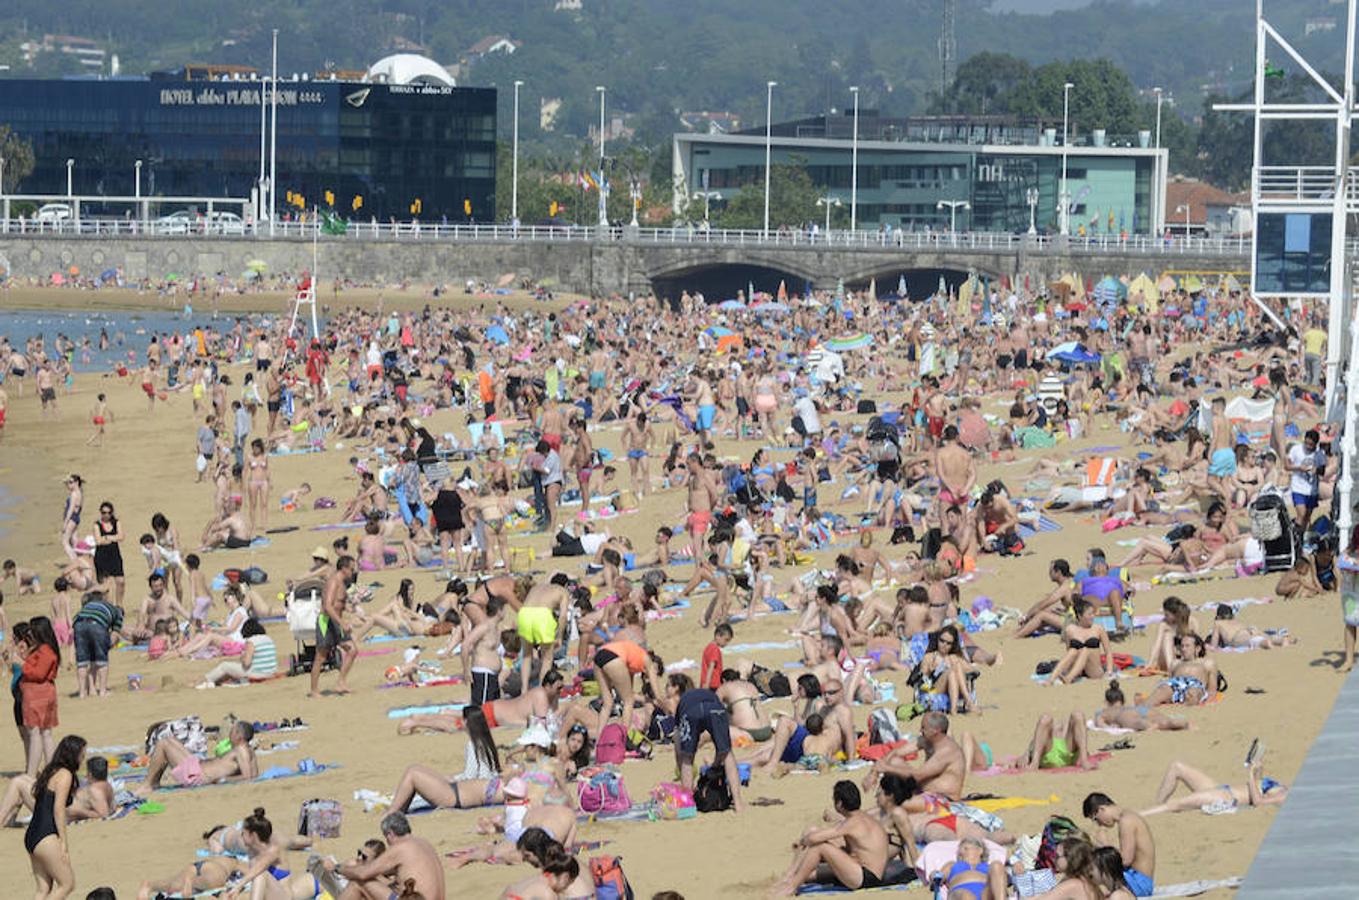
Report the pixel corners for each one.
[1238,668,1359,896]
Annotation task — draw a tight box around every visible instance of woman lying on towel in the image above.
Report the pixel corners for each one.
[1140,755,1287,816]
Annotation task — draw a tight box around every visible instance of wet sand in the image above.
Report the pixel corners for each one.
[0,297,1345,898]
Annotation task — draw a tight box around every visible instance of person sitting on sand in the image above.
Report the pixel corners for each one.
[769,780,889,897]
[926,836,1008,900]
[1208,603,1298,650]
[0,754,113,825]
[1135,634,1219,707]
[1145,597,1200,673]
[1140,755,1288,816]
[1275,556,1323,600]
[387,705,503,814]
[397,668,563,735]
[1039,600,1113,686]
[1021,710,1094,771]
[1082,792,1155,897]
[134,720,257,795]
[1015,559,1077,638]
[1094,682,1188,732]
[500,839,586,900]
[198,496,254,551]
[863,711,965,801]
[325,812,446,900]
[2,559,40,595]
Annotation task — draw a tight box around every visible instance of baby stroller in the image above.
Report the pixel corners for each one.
[723,465,767,515]
[1250,486,1299,573]
[285,578,338,676]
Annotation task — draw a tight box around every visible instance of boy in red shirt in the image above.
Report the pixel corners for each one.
[700,623,733,689]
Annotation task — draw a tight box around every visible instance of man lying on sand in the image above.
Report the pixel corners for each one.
[134,720,257,795]
[397,668,563,735]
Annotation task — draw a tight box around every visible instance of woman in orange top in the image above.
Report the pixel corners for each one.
[592,639,663,737]
[20,617,60,776]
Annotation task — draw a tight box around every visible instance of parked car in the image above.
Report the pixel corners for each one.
[154,210,194,234]
[208,211,246,234]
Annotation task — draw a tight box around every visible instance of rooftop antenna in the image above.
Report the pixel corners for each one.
[938,0,957,100]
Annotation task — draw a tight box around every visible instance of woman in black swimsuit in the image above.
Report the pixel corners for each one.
[92,501,125,606]
[26,733,85,898]
[1042,599,1113,686]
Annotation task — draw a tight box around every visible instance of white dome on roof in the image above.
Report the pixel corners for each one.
[367,54,456,87]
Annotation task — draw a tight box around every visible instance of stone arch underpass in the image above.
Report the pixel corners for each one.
[646,257,819,303]
[838,257,1013,301]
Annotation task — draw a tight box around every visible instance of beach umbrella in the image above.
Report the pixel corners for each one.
[1157,274,1176,293]
[242,269,261,281]
[718,299,745,311]
[868,277,877,302]
[166,273,180,282]
[485,324,510,345]
[496,272,516,288]
[1181,274,1204,293]
[898,274,907,297]
[825,333,872,352]
[1092,276,1124,305]
[51,272,65,285]
[68,265,80,276]
[99,268,118,283]
[752,301,790,314]
[836,278,845,301]
[245,259,268,273]
[777,280,788,301]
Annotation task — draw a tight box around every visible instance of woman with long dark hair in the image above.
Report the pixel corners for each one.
[26,733,85,898]
[92,501,125,606]
[385,705,504,813]
[232,806,316,899]
[6,621,33,771]
[21,617,60,776]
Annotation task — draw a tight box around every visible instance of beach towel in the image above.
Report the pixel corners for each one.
[1151,878,1242,897]
[1087,719,1137,735]
[966,794,1060,813]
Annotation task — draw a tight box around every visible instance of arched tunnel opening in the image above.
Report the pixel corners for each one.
[843,267,982,301]
[651,264,813,305]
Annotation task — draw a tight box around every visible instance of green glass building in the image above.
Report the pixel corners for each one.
[672,113,1167,235]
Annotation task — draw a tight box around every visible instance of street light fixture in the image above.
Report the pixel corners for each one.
[1153,87,1164,149]
[135,159,143,227]
[269,27,278,236]
[1175,202,1191,236]
[512,80,523,224]
[937,199,970,232]
[596,85,607,228]
[1060,81,1074,235]
[1026,186,1039,235]
[66,158,74,198]
[763,80,777,237]
[693,190,722,224]
[849,86,860,231]
[816,195,842,236]
[629,178,642,227]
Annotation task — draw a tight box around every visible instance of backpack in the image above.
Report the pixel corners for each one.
[648,782,697,820]
[692,764,732,813]
[145,715,208,756]
[577,767,632,815]
[1036,815,1087,871]
[589,855,635,900]
[242,566,269,585]
[297,798,342,838]
[595,723,627,765]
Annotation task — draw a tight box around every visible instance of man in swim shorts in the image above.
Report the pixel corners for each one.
[310,555,358,697]
[1022,710,1094,771]
[671,678,745,812]
[135,721,257,796]
[769,781,889,897]
[684,453,719,562]
[1083,792,1156,897]
[516,578,571,686]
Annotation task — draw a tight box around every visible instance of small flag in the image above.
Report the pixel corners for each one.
[583,171,599,191]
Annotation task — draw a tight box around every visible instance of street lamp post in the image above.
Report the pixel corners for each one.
[1060,80,1074,235]
[763,80,777,238]
[629,178,641,227]
[1026,186,1039,235]
[269,28,278,237]
[816,195,841,237]
[595,85,607,228]
[1153,87,1164,148]
[512,80,523,225]
[66,158,74,197]
[849,86,859,232]
[135,159,142,228]
[693,190,721,225]
[937,199,970,232]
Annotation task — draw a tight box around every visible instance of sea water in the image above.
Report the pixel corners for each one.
[0,307,273,372]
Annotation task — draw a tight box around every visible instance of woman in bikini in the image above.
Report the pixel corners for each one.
[753,368,779,440]
[1141,755,1288,816]
[387,705,506,814]
[1040,599,1112,686]
[60,475,83,560]
[915,625,977,714]
[1145,597,1201,672]
[246,438,272,530]
[230,807,320,899]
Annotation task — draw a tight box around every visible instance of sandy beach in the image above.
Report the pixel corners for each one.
[0,288,1345,899]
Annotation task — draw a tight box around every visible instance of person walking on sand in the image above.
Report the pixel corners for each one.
[310,555,358,697]
[20,617,61,777]
[85,394,110,447]
[26,734,86,899]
